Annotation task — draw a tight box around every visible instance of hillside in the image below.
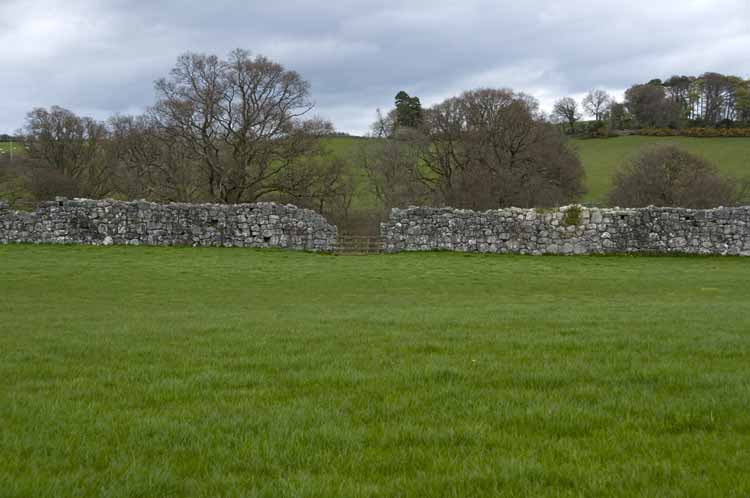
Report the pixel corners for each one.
[4,137,748,212]
[0,142,25,159]
[573,136,750,203]
[326,136,750,205]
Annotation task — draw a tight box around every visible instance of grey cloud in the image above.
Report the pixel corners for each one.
[1,0,749,135]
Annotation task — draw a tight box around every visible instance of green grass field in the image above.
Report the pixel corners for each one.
[323,137,381,214]
[326,136,750,207]
[2,245,750,497]
[572,136,750,203]
[0,142,24,158]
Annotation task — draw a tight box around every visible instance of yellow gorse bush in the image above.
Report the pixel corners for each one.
[637,128,750,138]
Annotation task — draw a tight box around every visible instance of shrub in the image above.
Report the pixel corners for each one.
[28,166,81,201]
[636,128,750,138]
[607,145,740,208]
[688,128,750,137]
[583,121,612,139]
[563,205,582,226]
[0,164,33,208]
[636,128,678,137]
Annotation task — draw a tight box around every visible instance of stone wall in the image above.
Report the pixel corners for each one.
[0,198,337,251]
[6,199,750,256]
[381,205,750,256]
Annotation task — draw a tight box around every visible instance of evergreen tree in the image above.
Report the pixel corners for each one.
[394,91,423,128]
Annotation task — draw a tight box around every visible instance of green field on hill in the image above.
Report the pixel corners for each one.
[326,136,750,207]
[572,136,750,203]
[0,142,24,158]
[4,136,749,210]
[2,245,750,497]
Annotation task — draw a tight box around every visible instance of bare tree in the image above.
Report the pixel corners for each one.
[608,145,740,208]
[151,49,332,203]
[417,88,585,209]
[582,89,613,121]
[359,127,427,210]
[370,108,397,138]
[275,154,354,219]
[108,114,203,202]
[552,97,582,134]
[21,106,111,197]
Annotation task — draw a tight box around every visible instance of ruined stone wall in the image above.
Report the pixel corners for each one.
[0,198,337,251]
[381,205,750,256]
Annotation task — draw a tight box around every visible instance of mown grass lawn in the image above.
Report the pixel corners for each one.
[1,246,750,497]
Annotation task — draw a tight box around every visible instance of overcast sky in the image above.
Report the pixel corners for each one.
[2,0,749,135]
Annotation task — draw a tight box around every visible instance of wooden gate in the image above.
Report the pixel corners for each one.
[334,235,384,255]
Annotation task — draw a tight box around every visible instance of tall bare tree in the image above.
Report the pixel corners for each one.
[370,108,396,138]
[21,106,111,197]
[359,127,427,210]
[151,49,332,203]
[416,89,585,209]
[275,155,354,221]
[552,97,582,134]
[582,89,613,121]
[108,114,203,202]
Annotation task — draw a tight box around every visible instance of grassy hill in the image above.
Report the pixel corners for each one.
[326,135,750,206]
[2,245,750,496]
[322,136,381,214]
[0,142,25,159]
[572,136,750,203]
[3,136,747,213]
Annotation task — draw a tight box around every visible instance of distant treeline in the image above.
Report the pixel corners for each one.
[2,50,749,232]
[624,73,750,128]
[553,72,750,137]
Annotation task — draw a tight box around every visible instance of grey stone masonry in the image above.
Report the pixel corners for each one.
[0,198,337,251]
[381,205,750,256]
